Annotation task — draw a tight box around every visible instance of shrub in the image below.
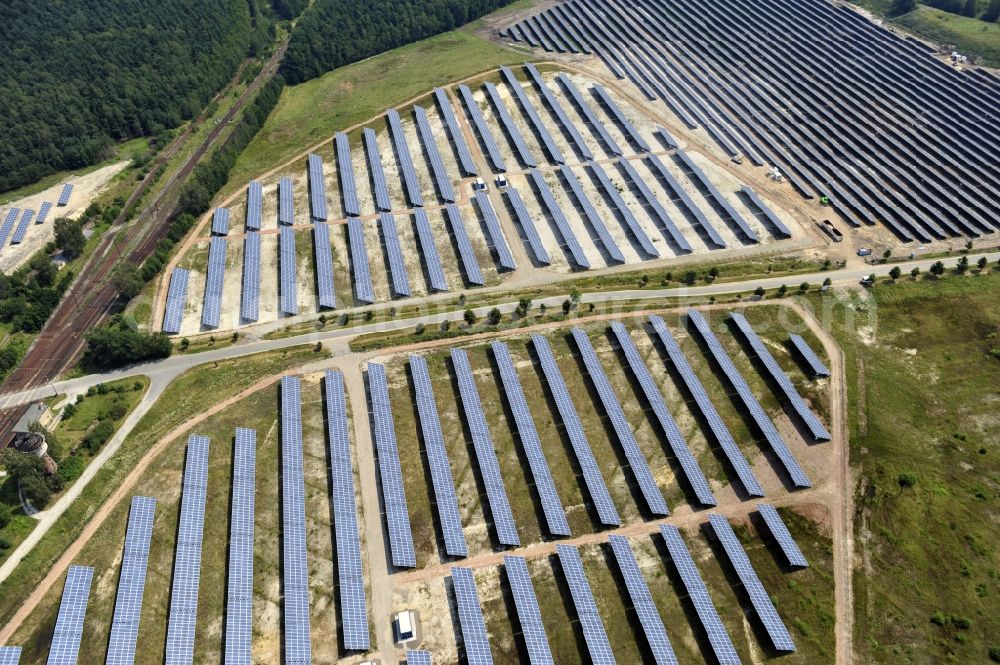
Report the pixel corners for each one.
[82,420,115,453]
[488,308,502,325]
[108,402,128,420]
[57,456,86,484]
[898,472,918,489]
[61,403,77,420]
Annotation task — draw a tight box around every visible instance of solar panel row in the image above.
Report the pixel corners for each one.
[789,334,830,378]
[163,268,190,334]
[525,63,594,161]
[458,84,507,172]
[559,165,625,263]
[500,66,565,165]
[240,232,260,322]
[106,496,157,665]
[473,190,516,271]
[246,181,263,230]
[387,109,425,207]
[484,81,537,168]
[591,85,651,152]
[607,536,678,665]
[0,648,21,665]
[444,204,485,286]
[278,176,295,225]
[434,88,478,177]
[46,565,94,665]
[556,545,616,665]
[451,568,495,665]
[615,158,692,251]
[739,185,792,238]
[656,127,679,150]
[313,222,337,309]
[10,209,35,245]
[379,212,412,297]
[0,209,21,246]
[335,133,361,217]
[414,105,456,203]
[363,128,393,212]
[307,153,328,221]
[413,208,449,292]
[556,74,623,156]
[211,207,230,236]
[225,428,256,665]
[57,183,73,206]
[527,168,589,269]
[504,556,554,664]
[757,503,809,567]
[503,186,550,265]
[201,236,227,328]
[645,155,726,248]
[36,201,53,225]
[407,651,432,665]
[278,226,298,315]
[347,217,375,304]
[587,163,659,257]
[674,150,758,242]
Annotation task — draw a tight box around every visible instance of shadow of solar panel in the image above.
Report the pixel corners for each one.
[163,268,190,334]
[788,334,830,379]
[458,84,507,172]
[587,163,659,257]
[313,222,337,309]
[225,428,256,665]
[451,348,519,547]
[570,328,668,516]
[528,168,589,269]
[756,503,809,568]
[413,208,449,292]
[503,556,554,664]
[472,191,516,271]
[484,81,537,168]
[674,150,757,242]
[525,63,593,161]
[591,85,651,152]
[655,128,679,150]
[47,565,93,665]
[201,236,228,328]
[491,341,570,536]
[556,545,616,665]
[106,496,156,665]
[434,88,478,177]
[500,66,564,165]
[346,217,375,304]
[615,158,691,252]
[334,133,360,217]
[212,207,230,236]
[444,204,484,286]
[739,186,791,238]
[278,176,294,225]
[388,109,424,207]
[278,227,298,315]
[363,128,393,212]
[246,181,263,231]
[451,567,494,665]
[414,106,456,203]
[280,376,312,663]
[645,154,726,249]
[556,74,622,156]
[607,536,678,665]
[504,186,550,265]
[379,212,412,297]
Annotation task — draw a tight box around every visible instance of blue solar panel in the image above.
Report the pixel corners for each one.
[484,81,537,168]
[36,201,53,225]
[201,236,227,328]
[379,212,412,297]
[444,204,484,286]
[307,153,328,222]
[645,154,726,248]
[756,503,809,568]
[165,435,210,665]
[279,226,298,315]
[410,355,468,557]
[458,84,507,172]
[607,535,678,665]
[609,322,715,506]
[571,328,668,516]
[0,648,21,665]
[491,341,571,536]
[655,127,679,150]
[413,208,449,292]
[279,176,295,225]
[659,525,741,665]
[451,567,494,665]
[789,334,830,379]
[525,63,594,161]
[57,183,73,206]
[528,168,589,269]
[313,222,337,309]
[504,556,554,664]
[504,186,550,265]
[687,309,811,488]
[473,190,516,271]
[106,496,157,665]
[10,209,35,245]
[616,158,692,251]
[46,565,94,665]
[729,313,830,441]
[163,268,190,334]
[591,85,651,152]
[335,133,361,217]
[347,217,375,304]
[434,88,478,176]
[588,163,659,257]
[414,105,456,203]
[407,651,432,665]
[531,335,620,527]
[281,376,312,663]
[225,428,256,665]
[709,515,795,652]
[451,348,520,546]
[556,74,622,156]
[0,209,20,246]
[212,207,231,236]
[674,150,757,242]
[646,314,764,497]
[387,109,424,207]
[240,232,260,322]
[366,363,417,568]
[363,128,393,212]
[739,186,791,238]
[246,181,263,230]
[500,66,565,165]
[324,370,370,651]
[556,545,616,665]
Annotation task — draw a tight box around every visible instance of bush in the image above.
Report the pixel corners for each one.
[20,475,52,509]
[898,472,918,489]
[488,308,502,325]
[81,315,172,371]
[108,402,128,420]
[61,403,77,421]
[57,456,86,484]
[82,420,115,453]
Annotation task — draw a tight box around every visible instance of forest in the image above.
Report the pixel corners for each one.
[280,0,518,84]
[0,0,263,194]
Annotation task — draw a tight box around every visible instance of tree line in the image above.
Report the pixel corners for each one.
[891,0,1000,20]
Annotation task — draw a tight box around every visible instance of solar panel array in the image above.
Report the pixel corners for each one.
[279,226,298,315]
[106,496,157,665]
[0,648,20,665]
[531,335,620,527]
[46,565,93,665]
[10,209,35,245]
[278,176,294,225]
[525,63,593,161]
[367,363,417,568]
[313,222,337,309]
[500,66,564,164]
[646,154,726,248]
[504,186,550,265]
[659,525,741,665]
[504,556,554,664]
[709,515,796,652]
[363,127,393,212]
[211,207,230,236]
[647,314,764,497]
[163,268,190,334]
[591,85,650,152]
[225,427,256,665]
[729,313,831,441]
[434,88,478,176]
[201,237,227,328]
[757,503,809,568]
[559,165,625,264]
[789,334,830,378]
[656,128,679,150]
[57,183,73,206]
[307,154,328,221]
[407,651,432,665]
[280,376,312,664]
[246,181,263,230]
[458,84,507,172]
[323,370,370,651]
[556,545,616,665]
[165,435,210,665]
[347,217,375,304]
[444,204,485,285]
[413,208,449,291]
[0,209,20,246]
[240,232,260,322]
[556,74,622,156]
[335,133,361,217]
[491,341,571,537]
[588,163,659,257]
[387,109,424,207]
[483,81,537,168]
[609,322,715,506]
[410,355,468,557]
[675,151,757,242]
[36,201,53,225]
[473,190,516,271]
[528,168,589,269]
[414,105,456,203]
[607,535,678,665]
[571,328,668,516]
[451,348,520,547]
[687,309,811,488]
[615,158,691,251]
[379,212,412,297]
[451,567,494,665]
[739,186,791,238]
